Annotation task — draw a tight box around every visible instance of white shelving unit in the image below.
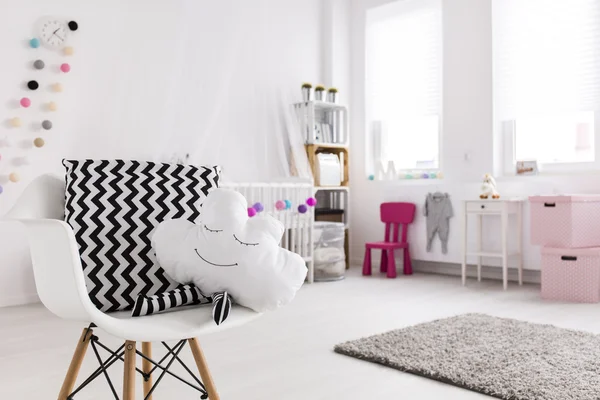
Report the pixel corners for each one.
[294,100,351,269]
[294,101,349,145]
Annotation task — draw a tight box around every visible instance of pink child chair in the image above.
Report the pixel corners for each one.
[363,202,416,278]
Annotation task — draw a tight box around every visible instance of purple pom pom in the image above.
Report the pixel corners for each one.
[253,202,264,213]
[275,200,286,210]
[247,207,257,217]
[306,197,317,207]
[298,204,308,214]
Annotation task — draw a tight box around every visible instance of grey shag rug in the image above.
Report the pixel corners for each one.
[334,314,600,400]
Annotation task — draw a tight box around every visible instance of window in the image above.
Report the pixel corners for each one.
[366,0,442,178]
[493,0,600,173]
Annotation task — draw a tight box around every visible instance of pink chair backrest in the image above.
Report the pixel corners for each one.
[380,202,416,243]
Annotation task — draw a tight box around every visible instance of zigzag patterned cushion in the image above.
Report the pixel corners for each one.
[63,159,221,312]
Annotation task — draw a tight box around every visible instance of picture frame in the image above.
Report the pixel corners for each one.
[516,160,538,175]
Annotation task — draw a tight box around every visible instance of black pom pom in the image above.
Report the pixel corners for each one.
[68,21,78,31]
[27,80,39,90]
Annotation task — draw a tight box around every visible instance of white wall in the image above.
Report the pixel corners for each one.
[0,0,324,306]
[349,0,600,272]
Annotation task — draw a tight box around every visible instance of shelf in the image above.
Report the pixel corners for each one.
[295,100,347,111]
[314,186,349,191]
[306,143,348,149]
[466,251,521,258]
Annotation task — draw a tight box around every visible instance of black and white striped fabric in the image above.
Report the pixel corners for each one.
[212,291,232,325]
[63,159,221,312]
[132,286,233,325]
[131,284,212,317]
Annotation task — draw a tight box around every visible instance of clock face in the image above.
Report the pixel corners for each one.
[40,19,68,48]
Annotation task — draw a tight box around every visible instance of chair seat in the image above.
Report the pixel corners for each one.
[91,303,262,342]
[365,241,408,250]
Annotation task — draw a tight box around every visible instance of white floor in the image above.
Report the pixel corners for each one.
[2,268,600,400]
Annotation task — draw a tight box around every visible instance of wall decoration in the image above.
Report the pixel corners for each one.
[27,80,39,90]
[29,38,40,48]
[9,172,20,183]
[1,18,79,195]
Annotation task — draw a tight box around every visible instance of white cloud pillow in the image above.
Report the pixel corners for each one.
[152,188,307,312]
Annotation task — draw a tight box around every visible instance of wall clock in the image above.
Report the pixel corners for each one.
[39,18,69,48]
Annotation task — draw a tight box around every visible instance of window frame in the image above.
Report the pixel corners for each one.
[501,112,600,176]
[364,0,443,179]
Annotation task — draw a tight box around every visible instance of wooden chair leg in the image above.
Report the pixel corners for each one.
[387,249,397,278]
[380,250,388,273]
[57,328,94,400]
[123,341,136,400]
[188,338,220,400]
[142,342,153,399]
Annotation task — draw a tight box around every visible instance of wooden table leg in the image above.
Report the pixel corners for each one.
[57,328,93,400]
[123,341,136,400]
[188,338,220,400]
[142,342,153,399]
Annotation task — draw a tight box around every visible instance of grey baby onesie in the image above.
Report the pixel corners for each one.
[423,192,453,254]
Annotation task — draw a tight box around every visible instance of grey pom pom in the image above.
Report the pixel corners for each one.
[41,120,52,130]
[33,60,45,70]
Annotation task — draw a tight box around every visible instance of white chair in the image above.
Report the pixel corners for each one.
[7,174,261,400]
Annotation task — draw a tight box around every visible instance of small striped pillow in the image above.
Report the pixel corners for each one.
[131,284,212,317]
[212,291,232,325]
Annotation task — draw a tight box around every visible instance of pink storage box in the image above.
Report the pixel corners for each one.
[529,195,600,248]
[541,246,600,303]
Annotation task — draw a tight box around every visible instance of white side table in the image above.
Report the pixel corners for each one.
[461,198,525,290]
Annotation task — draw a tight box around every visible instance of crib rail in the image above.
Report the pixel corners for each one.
[220,182,315,283]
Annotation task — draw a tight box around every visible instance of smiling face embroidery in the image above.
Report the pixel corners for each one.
[194,248,238,267]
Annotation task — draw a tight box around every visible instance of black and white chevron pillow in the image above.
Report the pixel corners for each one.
[63,159,221,312]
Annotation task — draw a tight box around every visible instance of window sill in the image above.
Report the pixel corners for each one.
[498,169,600,181]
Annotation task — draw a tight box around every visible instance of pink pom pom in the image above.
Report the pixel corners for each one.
[20,97,31,108]
[247,207,257,217]
[306,197,317,207]
[60,63,71,73]
[275,200,286,210]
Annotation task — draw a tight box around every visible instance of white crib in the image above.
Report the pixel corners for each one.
[221,182,315,283]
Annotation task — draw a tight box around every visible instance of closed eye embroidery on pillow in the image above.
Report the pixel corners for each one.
[204,225,222,233]
[233,234,259,247]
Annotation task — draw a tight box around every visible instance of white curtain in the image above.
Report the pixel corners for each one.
[493,0,600,120]
[153,0,313,182]
[365,0,442,172]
